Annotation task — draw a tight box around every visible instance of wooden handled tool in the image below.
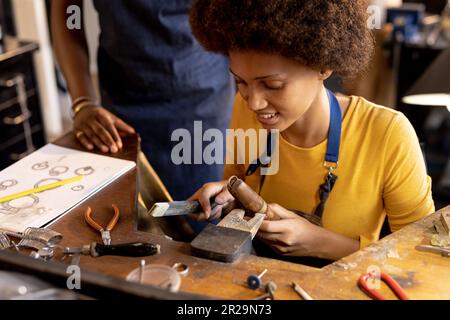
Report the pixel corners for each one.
[226,176,274,219]
[227,176,323,226]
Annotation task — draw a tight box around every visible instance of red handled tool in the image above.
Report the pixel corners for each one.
[358,272,409,300]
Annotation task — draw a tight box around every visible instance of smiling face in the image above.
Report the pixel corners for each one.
[229,50,329,132]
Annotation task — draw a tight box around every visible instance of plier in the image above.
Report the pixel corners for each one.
[358,272,409,300]
[84,204,120,246]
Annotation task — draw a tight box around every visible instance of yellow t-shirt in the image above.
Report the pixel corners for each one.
[224,94,435,248]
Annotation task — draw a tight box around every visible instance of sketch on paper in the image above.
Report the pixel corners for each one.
[32,161,49,171]
[71,185,84,192]
[74,166,95,176]
[0,194,50,220]
[0,180,18,191]
[0,194,39,214]
[0,144,136,233]
[49,166,69,176]
[34,178,62,193]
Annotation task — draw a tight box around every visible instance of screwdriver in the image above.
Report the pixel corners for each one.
[64,242,161,257]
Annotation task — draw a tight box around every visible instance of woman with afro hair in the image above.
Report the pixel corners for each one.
[188,0,434,263]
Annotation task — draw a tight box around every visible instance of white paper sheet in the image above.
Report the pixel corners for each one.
[0,144,136,233]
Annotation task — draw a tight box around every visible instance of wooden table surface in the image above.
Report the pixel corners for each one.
[47,133,450,300]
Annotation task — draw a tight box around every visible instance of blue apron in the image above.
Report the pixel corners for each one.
[92,0,234,203]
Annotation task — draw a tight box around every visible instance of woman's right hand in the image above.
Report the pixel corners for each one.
[73,104,135,153]
[188,180,235,221]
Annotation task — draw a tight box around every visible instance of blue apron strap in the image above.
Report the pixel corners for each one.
[324,89,342,169]
[314,89,342,220]
[245,132,273,176]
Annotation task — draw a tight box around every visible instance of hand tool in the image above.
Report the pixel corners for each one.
[415,244,450,257]
[227,176,323,226]
[1,227,63,251]
[253,281,277,300]
[63,242,161,258]
[0,175,83,204]
[149,177,268,262]
[69,252,81,266]
[190,209,265,262]
[84,204,120,245]
[227,176,272,218]
[292,282,314,300]
[148,176,266,219]
[247,269,268,289]
[358,272,409,300]
[148,200,220,217]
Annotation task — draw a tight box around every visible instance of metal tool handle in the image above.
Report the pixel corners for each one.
[150,199,220,217]
[174,200,219,214]
[92,242,160,257]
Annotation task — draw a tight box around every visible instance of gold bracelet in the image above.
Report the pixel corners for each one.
[72,100,97,118]
[71,96,93,107]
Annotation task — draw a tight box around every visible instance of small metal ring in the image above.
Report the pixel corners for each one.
[172,263,189,276]
[75,131,84,139]
[323,161,338,172]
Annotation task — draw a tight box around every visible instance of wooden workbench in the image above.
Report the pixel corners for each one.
[24,133,450,299]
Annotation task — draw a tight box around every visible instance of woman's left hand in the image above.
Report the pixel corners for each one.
[257,203,322,257]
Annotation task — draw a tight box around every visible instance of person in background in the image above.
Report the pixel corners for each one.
[51,0,234,214]
[188,0,435,263]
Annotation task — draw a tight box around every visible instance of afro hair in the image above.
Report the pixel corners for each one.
[189,0,374,78]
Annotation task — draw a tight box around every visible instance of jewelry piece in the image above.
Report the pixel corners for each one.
[71,96,94,110]
[72,101,96,119]
[75,131,84,139]
[172,262,189,276]
[71,96,93,117]
[71,96,93,107]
